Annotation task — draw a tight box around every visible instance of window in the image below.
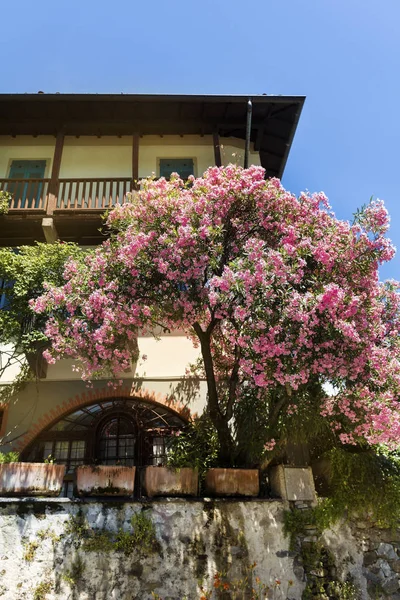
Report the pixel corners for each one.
[151,436,167,466]
[42,439,86,473]
[22,397,186,495]
[98,415,136,466]
[159,158,194,180]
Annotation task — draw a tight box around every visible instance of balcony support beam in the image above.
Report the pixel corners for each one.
[47,132,65,216]
[213,131,222,167]
[42,217,59,244]
[132,132,139,191]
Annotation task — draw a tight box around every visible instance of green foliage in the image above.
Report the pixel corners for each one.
[23,540,39,562]
[0,451,19,463]
[326,580,360,600]
[0,191,12,215]
[65,510,158,556]
[33,581,52,600]
[233,380,334,467]
[285,447,400,549]
[0,242,83,401]
[327,447,400,529]
[283,499,339,550]
[61,554,85,587]
[36,528,60,544]
[64,513,89,538]
[300,543,359,600]
[0,242,82,350]
[233,386,272,466]
[83,531,114,553]
[166,416,219,480]
[125,511,158,555]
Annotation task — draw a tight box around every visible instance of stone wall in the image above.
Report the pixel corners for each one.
[0,498,399,600]
[324,517,400,599]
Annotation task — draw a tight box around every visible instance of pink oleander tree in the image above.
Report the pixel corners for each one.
[32,166,400,465]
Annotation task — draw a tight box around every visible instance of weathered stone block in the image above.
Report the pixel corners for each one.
[269,465,316,502]
[377,542,398,561]
[392,560,400,574]
[376,558,392,578]
[382,576,400,595]
[364,551,378,566]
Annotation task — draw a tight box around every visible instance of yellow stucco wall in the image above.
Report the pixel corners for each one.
[0,136,55,179]
[0,135,261,180]
[44,333,201,381]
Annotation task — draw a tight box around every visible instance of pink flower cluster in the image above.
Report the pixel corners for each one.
[32,165,400,449]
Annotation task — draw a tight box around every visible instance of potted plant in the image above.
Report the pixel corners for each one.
[75,464,136,497]
[143,418,214,498]
[0,452,65,497]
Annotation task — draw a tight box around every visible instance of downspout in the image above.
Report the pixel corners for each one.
[244,98,252,169]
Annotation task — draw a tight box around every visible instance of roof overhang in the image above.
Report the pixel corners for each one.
[0,93,305,178]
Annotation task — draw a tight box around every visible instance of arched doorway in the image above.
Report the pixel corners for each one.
[22,397,187,496]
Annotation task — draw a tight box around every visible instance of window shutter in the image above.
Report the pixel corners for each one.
[8,160,46,208]
[159,158,194,180]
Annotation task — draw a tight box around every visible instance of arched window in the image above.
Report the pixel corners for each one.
[22,397,186,496]
[98,414,136,466]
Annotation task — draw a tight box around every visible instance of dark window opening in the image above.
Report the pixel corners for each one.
[0,278,13,310]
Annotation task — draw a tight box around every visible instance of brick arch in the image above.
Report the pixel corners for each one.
[16,385,192,453]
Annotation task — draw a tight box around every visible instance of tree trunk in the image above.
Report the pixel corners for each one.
[193,323,235,466]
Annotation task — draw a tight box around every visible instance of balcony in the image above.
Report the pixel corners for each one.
[0,177,134,246]
[0,94,306,246]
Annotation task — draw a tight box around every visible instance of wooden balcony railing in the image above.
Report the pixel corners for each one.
[0,178,50,210]
[56,178,132,210]
[0,177,133,212]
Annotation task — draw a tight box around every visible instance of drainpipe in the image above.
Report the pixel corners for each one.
[244,98,252,169]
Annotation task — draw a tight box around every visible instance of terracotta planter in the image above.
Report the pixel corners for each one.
[0,463,65,497]
[269,465,316,502]
[75,465,136,497]
[144,466,198,497]
[205,468,259,497]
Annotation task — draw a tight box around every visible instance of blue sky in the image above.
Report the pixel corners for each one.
[1,0,399,279]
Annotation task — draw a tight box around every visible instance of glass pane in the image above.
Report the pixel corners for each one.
[152,437,166,465]
[70,440,85,459]
[43,441,53,461]
[61,481,74,499]
[54,441,69,460]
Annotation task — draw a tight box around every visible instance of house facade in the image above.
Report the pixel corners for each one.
[0,93,304,495]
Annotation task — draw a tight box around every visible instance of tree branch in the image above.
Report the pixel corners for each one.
[269,392,290,428]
